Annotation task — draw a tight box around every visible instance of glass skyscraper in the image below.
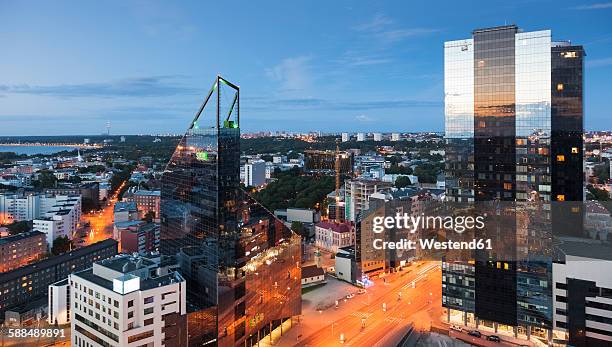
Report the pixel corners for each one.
[160,76,301,346]
[443,25,584,342]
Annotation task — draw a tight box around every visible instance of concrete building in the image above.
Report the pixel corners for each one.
[0,193,81,224]
[244,160,266,187]
[48,279,70,325]
[0,230,47,272]
[373,133,382,142]
[114,201,139,223]
[335,246,357,283]
[0,239,118,319]
[315,221,354,253]
[344,179,392,222]
[552,241,612,346]
[33,196,82,246]
[70,254,187,347]
[115,221,160,254]
[341,133,349,142]
[357,133,365,142]
[391,133,400,142]
[127,190,161,221]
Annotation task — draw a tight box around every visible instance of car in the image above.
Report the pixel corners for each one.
[357,289,367,295]
[346,293,355,299]
[467,330,481,338]
[487,335,501,342]
[449,325,462,332]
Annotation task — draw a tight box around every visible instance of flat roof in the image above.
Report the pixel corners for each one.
[0,230,45,246]
[0,239,118,283]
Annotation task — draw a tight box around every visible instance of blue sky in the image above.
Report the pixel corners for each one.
[1,0,611,135]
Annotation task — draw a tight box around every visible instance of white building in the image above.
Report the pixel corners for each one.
[341,133,349,142]
[315,221,354,253]
[33,195,82,246]
[391,133,400,142]
[356,133,365,142]
[553,242,612,346]
[48,279,70,325]
[344,179,391,222]
[244,160,266,187]
[373,133,382,142]
[301,265,325,288]
[0,193,80,223]
[70,254,187,347]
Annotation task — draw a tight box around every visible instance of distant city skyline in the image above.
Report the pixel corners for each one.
[1,0,612,135]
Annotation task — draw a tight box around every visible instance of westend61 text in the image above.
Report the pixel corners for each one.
[372,238,493,250]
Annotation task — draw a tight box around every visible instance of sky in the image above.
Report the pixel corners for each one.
[1,0,611,135]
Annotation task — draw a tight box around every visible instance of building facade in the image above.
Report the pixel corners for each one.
[159,77,301,346]
[443,25,584,342]
[70,254,187,347]
[0,239,117,319]
[314,221,354,253]
[0,231,47,273]
[244,160,266,187]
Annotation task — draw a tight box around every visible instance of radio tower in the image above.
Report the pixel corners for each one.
[106,121,111,135]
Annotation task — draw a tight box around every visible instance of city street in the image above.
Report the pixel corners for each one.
[78,181,125,247]
[266,261,443,347]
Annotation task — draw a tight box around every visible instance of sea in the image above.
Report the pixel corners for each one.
[0,145,79,155]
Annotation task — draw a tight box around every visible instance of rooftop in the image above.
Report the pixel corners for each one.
[301,265,324,279]
[0,230,45,246]
[316,221,352,233]
[114,201,138,213]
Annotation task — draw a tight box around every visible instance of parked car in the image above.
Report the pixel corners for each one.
[346,293,355,299]
[357,289,367,295]
[487,335,501,342]
[467,330,481,338]
[449,325,462,332]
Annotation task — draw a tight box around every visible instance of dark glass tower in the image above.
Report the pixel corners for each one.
[160,76,301,346]
[443,26,584,341]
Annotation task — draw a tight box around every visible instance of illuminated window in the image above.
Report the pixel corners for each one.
[503,183,512,190]
[557,83,564,91]
[571,147,579,154]
[504,263,509,270]
[496,262,501,269]
[571,207,580,213]
[557,195,565,202]
[562,51,577,58]
[557,155,565,162]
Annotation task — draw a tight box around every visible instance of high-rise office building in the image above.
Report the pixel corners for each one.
[357,133,365,142]
[443,25,584,342]
[373,133,382,142]
[160,76,301,346]
[341,132,350,142]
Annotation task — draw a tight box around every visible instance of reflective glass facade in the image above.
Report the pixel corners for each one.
[443,26,584,339]
[160,77,301,346]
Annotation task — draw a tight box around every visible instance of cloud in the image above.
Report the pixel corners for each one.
[353,13,394,32]
[353,13,439,43]
[265,56,313,92]
[570,2,612,9]
[587,57,612,68]
[0,75,199,98]
[355,114,374,122]
[244,97,441,112]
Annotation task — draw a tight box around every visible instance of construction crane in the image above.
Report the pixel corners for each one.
[335,138,342,223]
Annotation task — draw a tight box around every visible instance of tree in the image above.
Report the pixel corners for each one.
[5,221,30,235]
[395,176,412,188]
[144,211,156,223]
[291,221,305,237]
[34,170,57,189]
[51,236,73,255]
[587,185,610,201]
